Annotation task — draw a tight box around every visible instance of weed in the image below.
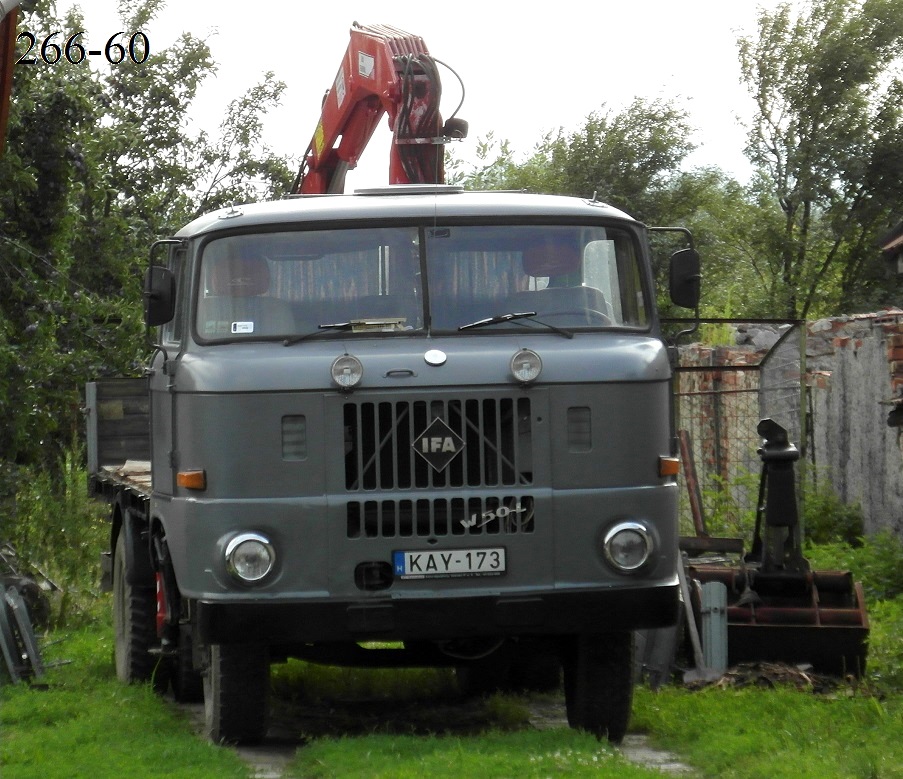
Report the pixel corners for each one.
[697,468,760,542]
[2,443,108,627]
[484,693,532,728]
[806,531,903,602]
[802,478,865,546]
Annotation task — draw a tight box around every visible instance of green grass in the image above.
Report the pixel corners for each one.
[290,730,666,778]
[633,685,903,779]
[0,607,249,779]
[4,606,902,779]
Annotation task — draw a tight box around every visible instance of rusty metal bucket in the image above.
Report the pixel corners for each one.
[686,562,869,676]
[679,419,870,677]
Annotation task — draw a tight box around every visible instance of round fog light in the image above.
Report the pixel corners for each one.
[603,522,652,572]
[510,348,542,383]
[331,354,363,388]
[225,533,275,583]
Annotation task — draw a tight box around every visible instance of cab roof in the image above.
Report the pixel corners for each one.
[174,187,640,239]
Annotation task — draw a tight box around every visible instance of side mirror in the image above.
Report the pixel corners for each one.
[669,248,701,309]
[144,265,175,327]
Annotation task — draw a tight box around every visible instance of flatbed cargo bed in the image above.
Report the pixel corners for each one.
[86,378,151,501]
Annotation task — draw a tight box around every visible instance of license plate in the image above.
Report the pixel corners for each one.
[393,547,506,580]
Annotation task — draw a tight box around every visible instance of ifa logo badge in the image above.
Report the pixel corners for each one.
[412,417,465,472]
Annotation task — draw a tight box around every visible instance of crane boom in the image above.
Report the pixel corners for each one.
[0,1,20,155]
[291,22,465,194]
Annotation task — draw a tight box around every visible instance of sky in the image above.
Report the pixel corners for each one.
[49,0,788,192]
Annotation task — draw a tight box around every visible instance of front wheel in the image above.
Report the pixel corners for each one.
[203,644,270,744]
[562,631,634,743]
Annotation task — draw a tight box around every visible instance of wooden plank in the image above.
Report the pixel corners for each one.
[679,429,707,536]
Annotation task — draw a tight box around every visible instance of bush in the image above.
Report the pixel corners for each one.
[2,445,109,627]
[805,531,903,602]
[699,469,760,542]
[863,597,903,691]
[802,480,864,546]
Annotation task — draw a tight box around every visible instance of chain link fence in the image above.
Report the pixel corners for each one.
[672,321,805,539]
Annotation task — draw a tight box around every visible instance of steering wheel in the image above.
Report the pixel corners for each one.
[539,309,611,325]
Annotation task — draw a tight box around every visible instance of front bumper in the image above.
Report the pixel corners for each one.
[196,582,679,645]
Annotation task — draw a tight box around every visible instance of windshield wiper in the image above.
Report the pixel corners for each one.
[458,311,537,330]
[282,321,353,346]
[458,311,573,339]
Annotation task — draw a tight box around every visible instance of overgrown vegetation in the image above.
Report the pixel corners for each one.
[2,445,108,627]
[0,0,293,494]
[632,685,903,779]
[0,619,250,779]
[5,609,900,778]
[802,476,867,546]
[815,530,903,694]
[691,466,875,552]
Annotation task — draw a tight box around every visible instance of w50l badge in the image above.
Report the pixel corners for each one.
[461,497,534,532]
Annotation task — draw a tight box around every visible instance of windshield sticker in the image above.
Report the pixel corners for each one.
[231,321,254,334]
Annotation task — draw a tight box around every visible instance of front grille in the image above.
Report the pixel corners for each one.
[346,495,535,539]
[343,397,533,490]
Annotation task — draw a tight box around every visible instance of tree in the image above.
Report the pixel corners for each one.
[454,98,696,224]
[0,0,293,484]
[739,0,903,318]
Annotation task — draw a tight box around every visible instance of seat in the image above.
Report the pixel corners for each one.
[197,255,295,338]
[506,287,610,326]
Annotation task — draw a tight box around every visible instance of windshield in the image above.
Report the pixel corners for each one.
[195,227,423,341]
[426,224,648,331]
[193,223,649,342]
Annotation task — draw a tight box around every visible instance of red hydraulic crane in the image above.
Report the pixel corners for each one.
[0,0,20,155]
[291,22,466,195]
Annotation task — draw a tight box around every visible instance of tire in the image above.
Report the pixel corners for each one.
[203,644,270,744]
[562,631,634,743]
[112,532,158,684]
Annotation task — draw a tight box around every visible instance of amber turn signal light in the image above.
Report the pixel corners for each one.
[658,456,680,477]
[177,470,207,490]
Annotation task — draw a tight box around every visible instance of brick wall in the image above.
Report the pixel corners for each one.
[803,310,902,537]
[679,312,903,540]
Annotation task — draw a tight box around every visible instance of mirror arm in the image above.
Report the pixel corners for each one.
[648,226,700,345]
[145,238,184,372]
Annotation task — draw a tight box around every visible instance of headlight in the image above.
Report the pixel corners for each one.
[510,348,542,383]
[225,533,276,583]
[331,354,363,389]
[603,522,652,572]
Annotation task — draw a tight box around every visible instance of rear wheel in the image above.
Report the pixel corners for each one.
[562,631,634,743]
[203,644,270,744]
[112,532,158,684]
